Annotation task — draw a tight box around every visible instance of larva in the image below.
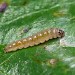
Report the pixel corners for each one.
[4,28,64,53]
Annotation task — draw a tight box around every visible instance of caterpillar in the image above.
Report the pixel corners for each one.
[4,28,64,53]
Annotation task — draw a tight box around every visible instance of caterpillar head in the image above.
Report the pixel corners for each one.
[57,29,65,38]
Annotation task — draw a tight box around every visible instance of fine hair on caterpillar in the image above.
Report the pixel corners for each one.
[4,28,65,53]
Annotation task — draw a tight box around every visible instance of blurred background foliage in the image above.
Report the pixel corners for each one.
[0,0,75,75]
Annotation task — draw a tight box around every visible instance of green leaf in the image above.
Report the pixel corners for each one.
[0,0,75,75]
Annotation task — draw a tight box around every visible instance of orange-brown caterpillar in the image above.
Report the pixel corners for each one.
[4,28,64,53]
